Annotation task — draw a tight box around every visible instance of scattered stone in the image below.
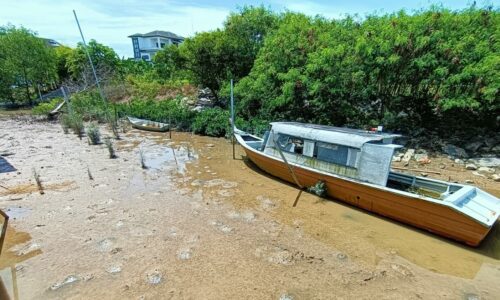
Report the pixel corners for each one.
[177,249,192,260]
[146,270,163,285]
[477,166,495,174]
[392,156,402,162]
[468,157,500,168]
[465,180,474,184]
[97,238,116,253]
[492,174,500,182]
[463,293,480,300]
[390,264,414,277]
[401,149,415,165]
[465,163,477,170]
[50,275,80,291]
[242,211,256,222]
[279,294,294,300]
[472,172,486,178]
[420,173,428,177]
[454,158,465,164]
[413,150,429,163]
[443,144,468,158]
[106,265,122,274]
[206,144,215,148]
[439,164,446,169]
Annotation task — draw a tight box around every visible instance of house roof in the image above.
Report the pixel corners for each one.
[270,122,401,149]
[128,30,184,40]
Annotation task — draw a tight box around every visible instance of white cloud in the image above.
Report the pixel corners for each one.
[0,0,230,57]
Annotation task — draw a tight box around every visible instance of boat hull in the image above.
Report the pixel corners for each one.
[242,145,492,246]
[128,117,169,132]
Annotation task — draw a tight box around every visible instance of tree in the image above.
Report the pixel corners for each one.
[178,6,278,99]
[67,39,119,80]
[153,44,186,80]
[0,25,57,104]
[54,45,74,81]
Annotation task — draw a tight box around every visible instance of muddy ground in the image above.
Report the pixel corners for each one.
[0,118,499,299]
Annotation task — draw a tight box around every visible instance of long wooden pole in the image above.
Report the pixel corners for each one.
[271,131,303,207]
[73,10,105,102]
[0,209,9,255]
[230,79,235,160]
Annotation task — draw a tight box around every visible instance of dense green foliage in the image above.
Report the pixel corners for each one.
[192,108,230,137]
[0,25,58,104]
[231,7,499,134]
[31,98,61,115]
[3,5,499,141]
[67,39,120,79]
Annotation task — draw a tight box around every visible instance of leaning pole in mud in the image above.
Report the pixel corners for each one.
[73,10,106,102]
[231,79,235,160]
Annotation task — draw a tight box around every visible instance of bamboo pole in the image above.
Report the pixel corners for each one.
[271,131,303,207]
[0,209,9,255]
[230,79,235,159]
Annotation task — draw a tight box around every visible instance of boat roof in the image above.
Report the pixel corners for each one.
[270,122,401,149]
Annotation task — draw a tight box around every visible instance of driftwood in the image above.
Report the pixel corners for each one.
[391,166,441,175]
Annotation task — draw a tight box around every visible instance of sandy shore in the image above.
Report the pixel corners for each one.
[0,118,499,299]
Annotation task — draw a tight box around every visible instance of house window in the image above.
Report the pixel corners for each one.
[141,54,150,61]
[316,142,359,168]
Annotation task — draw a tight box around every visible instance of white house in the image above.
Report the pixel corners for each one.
[128,30,184,61]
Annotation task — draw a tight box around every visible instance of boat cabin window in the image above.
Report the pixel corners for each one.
[277,134,304,155]
[315,142,359,168]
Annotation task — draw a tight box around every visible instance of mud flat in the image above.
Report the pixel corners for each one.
[0,118,499,299]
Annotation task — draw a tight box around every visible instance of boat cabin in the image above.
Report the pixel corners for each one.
[254,122,401,186]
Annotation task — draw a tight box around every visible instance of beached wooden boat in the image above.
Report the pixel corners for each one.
[127,116,169,132]
[234,122,500,246]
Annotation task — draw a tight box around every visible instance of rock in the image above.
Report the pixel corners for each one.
[454,158,465,164]
[465,163,477,170]
[50,275,80,290]
[279,294,294,300]
[465,179,474,184]
[477,166,495,174]
[443,144,468,158]
[402,149,415,164]
[392,156,402,162]
[468,157,500,168]
[492,174,500,182]
[414,150,429,163]
[146,270,163,285]
[465,141,483,153]
[177,249,192,260]
[472,171,486,178]
[420,173,428,177]
[106,265,122,274]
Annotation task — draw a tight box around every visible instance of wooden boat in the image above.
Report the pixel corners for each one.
[234,122,500,246]
[127,116,169,132]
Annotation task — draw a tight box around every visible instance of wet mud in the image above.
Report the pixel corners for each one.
[0,119,499,299]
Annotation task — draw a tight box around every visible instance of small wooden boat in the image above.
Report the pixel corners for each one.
[234,122,500,246]
[127,116,169,132]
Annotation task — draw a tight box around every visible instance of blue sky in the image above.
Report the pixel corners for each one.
[0,0,495,58]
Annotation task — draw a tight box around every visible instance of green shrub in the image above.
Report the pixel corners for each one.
[70,91,110,122]
[61,111,84,138]
[192,108,230,137]
[32,98,62,115]
[104,138,116,158]
[86,123,101,145]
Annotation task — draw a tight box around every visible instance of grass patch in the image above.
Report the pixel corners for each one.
[104,138,117,159]
[86,123,101,145]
